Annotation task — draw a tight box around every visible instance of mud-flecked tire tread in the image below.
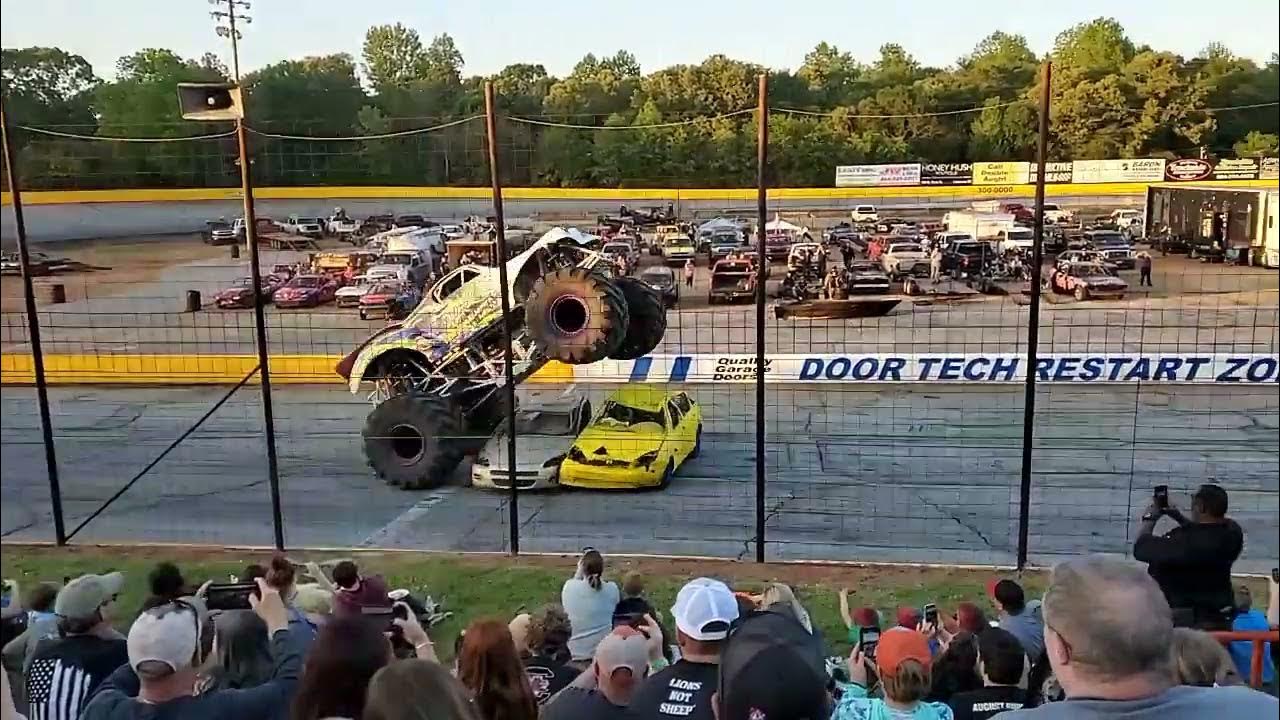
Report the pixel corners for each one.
[610,276,667,360]
[525,267,629,364]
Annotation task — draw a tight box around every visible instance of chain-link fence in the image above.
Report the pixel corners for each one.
[2,80,1277,572]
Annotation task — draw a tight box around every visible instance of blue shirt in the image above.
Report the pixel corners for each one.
[1229,610,1274,684]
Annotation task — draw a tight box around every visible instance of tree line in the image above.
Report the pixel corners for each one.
[2,17,1277,190]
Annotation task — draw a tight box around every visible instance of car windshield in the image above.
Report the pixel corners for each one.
[1043,204,1060,211]
[888,243,923,253]
[716,262,752,273]
[368,283,400,294]
[956,243,987,254]
[397,215,425,224]
[664,237,691,246]
[297,218,319,224]
[712,232,739,244]
[293,276,321,288]
[641,269,672,283]
[596,401,665,427]
[1076,263,1112,276]
[1007,229,1033,239]
[850,262,880,271]
[503,411,573,436]
[380,254,413,265]
[856,206,874,212]
[1091,232,1125,244]
[603,243,631,253]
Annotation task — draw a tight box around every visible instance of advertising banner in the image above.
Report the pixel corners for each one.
[571,354,1280,385]
[919,162,973,186]
[1164,158,1215,182]
[1211,158,1260,181]
[1261,157,1279,180]
[835,163,922,187]
[1030,161,1073,184]
[1072,158,1166,183]
[973,161,1030,185]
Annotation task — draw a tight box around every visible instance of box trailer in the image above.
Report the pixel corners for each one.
[1144,184,1278,266]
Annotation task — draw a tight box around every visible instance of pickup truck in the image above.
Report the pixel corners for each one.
[881,241,929,279]
[203,220,238,245]
[850,205,878,223]
[1041,203,1076,225]
[708,259,757,304]
[283,215,325,238]
[601,241,640,275]
[995,227,1035,254]
[327,214,361,241]
[1095,209,1145,238]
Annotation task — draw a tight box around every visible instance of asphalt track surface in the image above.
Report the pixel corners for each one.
[3,383,1276,571]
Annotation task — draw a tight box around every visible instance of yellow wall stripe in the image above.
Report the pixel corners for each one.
[3,180,1274,206]
[0,353,571,386]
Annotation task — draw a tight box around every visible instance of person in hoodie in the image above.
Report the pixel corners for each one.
[833,627,955,720]
[81,577,304,720]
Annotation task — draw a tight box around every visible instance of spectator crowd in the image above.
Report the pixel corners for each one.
[0,485,1276,720]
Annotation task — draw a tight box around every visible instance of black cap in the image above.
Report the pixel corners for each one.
[718,610,829,720]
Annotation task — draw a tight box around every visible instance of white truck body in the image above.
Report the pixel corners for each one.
[385,229,445,257]
[945,211,1016,241]
[996,227,1035,253]
[1264,190,1279,269]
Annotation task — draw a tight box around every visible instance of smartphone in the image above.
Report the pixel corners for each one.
[860,629,881,661]
[1154,485,1169,510]
[204,582,258,611]
[923,603,939,627]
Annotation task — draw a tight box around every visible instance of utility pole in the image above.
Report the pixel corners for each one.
[209,0,251,80]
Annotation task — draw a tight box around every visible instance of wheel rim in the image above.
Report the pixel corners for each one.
[387,424,425,465]
[548,295,590,336]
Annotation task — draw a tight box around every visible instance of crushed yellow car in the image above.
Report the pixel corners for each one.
[559,386,702,490]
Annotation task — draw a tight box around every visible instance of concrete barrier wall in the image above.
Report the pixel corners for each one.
[3,181,1271,243]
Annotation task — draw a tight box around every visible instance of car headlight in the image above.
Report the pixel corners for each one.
[634,450,660,469]
[542,454,565,469]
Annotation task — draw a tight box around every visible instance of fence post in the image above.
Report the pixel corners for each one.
[234,115,285,551]
[754,73,769,563]
[484,81,521,557]
[1017,62,1052,570]
[0,95,67,546]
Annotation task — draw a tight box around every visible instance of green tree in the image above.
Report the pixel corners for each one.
[797,42,861,106]
[1233,130,1279,156]
[362,23,429,92]
[423,33,464,85]
[1,46,99,126]
[1052,17,1135,82]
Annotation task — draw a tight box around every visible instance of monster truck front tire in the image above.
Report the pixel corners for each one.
[525,267,628,364]
[609,276,666,360]
[362,394,465,490]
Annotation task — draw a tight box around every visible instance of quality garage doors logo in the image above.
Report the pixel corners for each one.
[1165,158,1213,181]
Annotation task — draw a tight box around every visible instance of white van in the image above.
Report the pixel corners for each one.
[851,205,878,223]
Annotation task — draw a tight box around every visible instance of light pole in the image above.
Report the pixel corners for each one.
[209,0,251,80]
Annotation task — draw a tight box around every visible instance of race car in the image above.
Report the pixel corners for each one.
[471,391,593,491]
[338,227,667,490]
[273,274,337,308]
[558,386,701,490]
[1048,262,1129,301]
[214,276,283,309]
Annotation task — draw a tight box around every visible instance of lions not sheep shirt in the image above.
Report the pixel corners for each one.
[628,660,718,720]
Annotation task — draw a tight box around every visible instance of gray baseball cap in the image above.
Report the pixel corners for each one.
[55,572,124,620]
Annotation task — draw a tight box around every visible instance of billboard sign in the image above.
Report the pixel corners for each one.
[1030,161,1073,184]
[1072,158,1166,183]
[834,163,922,187]
[1165,158,1214,182]
[919,162,973,185]
[1262,157,1279,180]
[1211,158,1260,181]
[973,161,1030,185]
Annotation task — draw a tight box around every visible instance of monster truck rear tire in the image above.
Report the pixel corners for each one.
[609,276,667,360]
[362,394,464,490]
[525,267,628,364]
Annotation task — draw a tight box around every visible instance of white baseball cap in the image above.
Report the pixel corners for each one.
[671,577,739,641]
[127,597,207,676]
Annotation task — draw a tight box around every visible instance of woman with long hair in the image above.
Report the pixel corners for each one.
[199,610,274,692]
[560,548,620,662]
[457,619,538,720]
[925,631,982,703]
[757,583,814,634]
[1170,627,1243,687]
[292,617,391,720]
[364,659,482,720]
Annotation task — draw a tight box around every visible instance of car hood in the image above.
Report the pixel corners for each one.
[480,433,575,470]
[277,286,318,295]
[571,422,664,462]
[336,285,370,296]
[361,292,398,304]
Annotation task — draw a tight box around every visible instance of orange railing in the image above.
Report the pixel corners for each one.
[1210,630,1278,689]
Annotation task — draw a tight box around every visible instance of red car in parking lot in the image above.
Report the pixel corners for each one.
[272,273,337,308]
[214,275,285,309]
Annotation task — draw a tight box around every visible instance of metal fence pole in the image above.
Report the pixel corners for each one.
[484,81,521,557]
[0,95,66,546]
[1017,62,1052,570]
[235,118,285,551]
[754,73,769,563]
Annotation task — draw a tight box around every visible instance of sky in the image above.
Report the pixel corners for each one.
[2,0,1277,81]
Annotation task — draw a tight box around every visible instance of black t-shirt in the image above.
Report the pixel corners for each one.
[27,634,129,719]
[542,686,635,720]
[1133,520,1243,617]
[949,685,1028,720]
[628,660,718,720]
[524,654,580,705]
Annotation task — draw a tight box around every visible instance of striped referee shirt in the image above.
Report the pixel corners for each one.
[26,634,128,720]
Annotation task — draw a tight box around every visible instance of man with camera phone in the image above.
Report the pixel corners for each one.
[1133,483,1243,630]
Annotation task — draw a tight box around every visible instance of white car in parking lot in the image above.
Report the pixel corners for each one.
[471,392,592,491]
[851,205,878,223]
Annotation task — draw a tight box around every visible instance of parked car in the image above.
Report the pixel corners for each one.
[1056,249,1116,271]
[272,273,337,308]
[639,265,679,308]
[203,220,238,245]
[283,215,324,238]
[471,392,593,491]
[850,205,878,223]
[1098,247,1136,270]
[944,240,996,278]
[559,387,701,490]
[660,234,696,266]
[708,259,758,304]
[881,241,929,279]
[845,260,891,295]
[358,281,422,320]
[708,228,746,260]
[214,276,283,309]
[1083,229,1131,250]
[1041,203,1076,225]
[393,214,434,228]
[0,251,60,276]
[601,240,640,275]
[337,266,411,308]
[1048,262,1128,301]
[326,212,361,241]
[374,251,432,287]
[1000,203,1035,225]
[995,227,1035,254]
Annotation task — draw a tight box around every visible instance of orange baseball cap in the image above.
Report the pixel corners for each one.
[875,627,932,675]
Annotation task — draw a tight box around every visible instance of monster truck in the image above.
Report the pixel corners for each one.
[335,227,667,489]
